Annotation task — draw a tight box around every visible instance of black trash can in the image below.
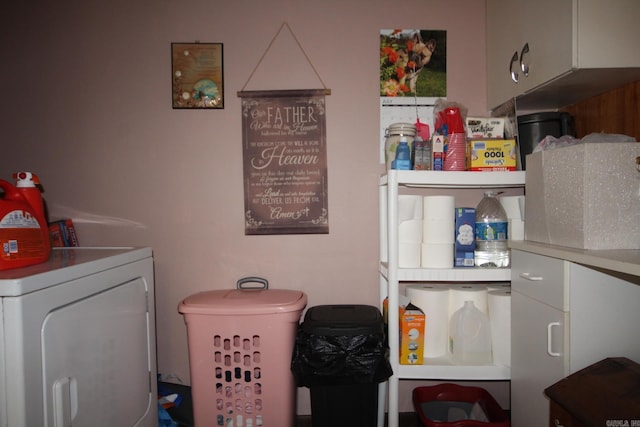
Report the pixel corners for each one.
[516,111,574,170]
[291,304,392,427]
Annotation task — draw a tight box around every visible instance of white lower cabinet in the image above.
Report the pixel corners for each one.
[511,291,565,426]
[511,249,640,427]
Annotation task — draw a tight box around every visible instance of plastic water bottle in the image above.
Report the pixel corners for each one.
[449,300,492,365]
[474,191,509,268]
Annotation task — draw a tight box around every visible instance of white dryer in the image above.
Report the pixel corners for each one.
[0,247,157,427]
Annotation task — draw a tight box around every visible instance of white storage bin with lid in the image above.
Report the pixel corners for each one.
[525,142,640,249]
[178,277,307,427]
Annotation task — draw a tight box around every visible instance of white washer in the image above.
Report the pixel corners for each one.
[0,247,157,427]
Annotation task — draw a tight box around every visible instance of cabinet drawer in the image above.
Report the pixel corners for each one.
[512,250,566,310]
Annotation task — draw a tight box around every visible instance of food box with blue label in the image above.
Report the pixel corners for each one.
[467,139,517,171]
[455,207,475,267]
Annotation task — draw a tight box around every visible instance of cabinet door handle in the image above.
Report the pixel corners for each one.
[519,272,543,281]
[509,51,519,82]
[53,377,78,426]
[519,43,530,77]
[547,322,561,357]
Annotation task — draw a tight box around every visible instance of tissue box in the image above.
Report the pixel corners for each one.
[525,142,640,250]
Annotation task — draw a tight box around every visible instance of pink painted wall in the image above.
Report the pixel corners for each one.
[1,0,503,414]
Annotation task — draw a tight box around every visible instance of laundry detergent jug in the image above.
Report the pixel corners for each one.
[0,172,51,270]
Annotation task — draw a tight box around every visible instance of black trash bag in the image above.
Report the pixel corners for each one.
[291,327,393,387]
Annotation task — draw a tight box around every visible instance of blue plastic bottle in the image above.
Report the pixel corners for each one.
[392,137,412,170]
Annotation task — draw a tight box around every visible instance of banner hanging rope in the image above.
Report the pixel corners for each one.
[238,22,331,96]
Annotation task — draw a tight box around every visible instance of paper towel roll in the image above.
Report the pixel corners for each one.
[398,195,424,222]
[406,284,450,358]
[488,289,511,366]
[509,218,525,240]
[399,219,423,243]
[487,283,511,291]
[399,242,421,268]
[421,243,453,268]
[500,195,525,220]
[423,218,455,243]
[449,284,488,315]
[423,196,455,220]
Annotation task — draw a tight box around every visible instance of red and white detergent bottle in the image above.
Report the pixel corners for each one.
[0,172,51,270]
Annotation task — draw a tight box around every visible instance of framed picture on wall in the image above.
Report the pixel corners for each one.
[379,29,447,99]
[171,42,224,109]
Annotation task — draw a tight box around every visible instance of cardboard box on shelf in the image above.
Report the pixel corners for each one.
[399,303,425,365]
[455,208,475,267]
[467,139,517,171]
[383,296,426,365]
[466,117,505,139]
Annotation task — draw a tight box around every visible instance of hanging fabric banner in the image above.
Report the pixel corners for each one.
[239,89,328,235]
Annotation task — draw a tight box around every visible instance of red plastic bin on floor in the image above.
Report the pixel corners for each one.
[178,277,307,427]
[413,383,510,427]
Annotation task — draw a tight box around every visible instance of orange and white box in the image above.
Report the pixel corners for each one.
[399,303,426,365]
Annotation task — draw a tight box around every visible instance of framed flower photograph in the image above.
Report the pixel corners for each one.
[379,29,446,99]
[171,42,224,109]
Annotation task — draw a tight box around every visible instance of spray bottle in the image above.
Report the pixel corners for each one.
[0,172,51,270]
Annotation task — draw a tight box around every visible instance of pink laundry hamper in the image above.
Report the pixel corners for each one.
[178,277,307,427]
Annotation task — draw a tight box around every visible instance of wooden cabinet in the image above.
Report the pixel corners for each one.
[510,249,640,427]
[549,400,588,427]
[487,0,640,110]
[546,357,640,427]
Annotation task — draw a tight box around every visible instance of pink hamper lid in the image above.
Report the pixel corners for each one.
[178,277,307,316]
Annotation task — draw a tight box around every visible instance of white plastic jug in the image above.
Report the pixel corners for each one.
[449,300,492,365]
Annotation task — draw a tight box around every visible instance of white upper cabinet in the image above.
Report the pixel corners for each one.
[487,0,640,110]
